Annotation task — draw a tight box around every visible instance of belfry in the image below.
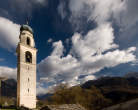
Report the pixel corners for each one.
[16,24,37,108]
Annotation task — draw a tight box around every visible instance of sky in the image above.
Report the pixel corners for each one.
[0,0,138,95]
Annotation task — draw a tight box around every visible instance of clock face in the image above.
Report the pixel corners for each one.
[25,51,32,63]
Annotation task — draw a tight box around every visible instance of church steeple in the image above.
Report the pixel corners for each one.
[19,24,35,48]
[16,24,37,109]
[20,24,33,34]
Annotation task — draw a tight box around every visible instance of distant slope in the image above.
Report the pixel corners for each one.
[82,77,138,104]
[125,72,138,78]
[37,93,53,100]
[1,79,17,97]
[2,76,138,106]
[103,98,138,110]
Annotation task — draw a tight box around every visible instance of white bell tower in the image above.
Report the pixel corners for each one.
[16,24,37,109]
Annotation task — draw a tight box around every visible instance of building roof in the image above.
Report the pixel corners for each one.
[20,24,33,34]
[40,104,86,110]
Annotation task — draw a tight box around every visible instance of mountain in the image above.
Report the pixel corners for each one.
[82,76,138,88]
[1,79,17,97]
[2,76,138,109]
[124,72,138,78]
[1,79,52,100]
[103,98,138,110]
[82,76,138,104]
[37,93,53,100]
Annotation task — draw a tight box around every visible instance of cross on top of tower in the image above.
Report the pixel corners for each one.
[20,16,33,34]
[26,20,29,25]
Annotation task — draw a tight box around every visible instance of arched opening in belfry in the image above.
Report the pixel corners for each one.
[25,51,32,63]
[27,37,30,46]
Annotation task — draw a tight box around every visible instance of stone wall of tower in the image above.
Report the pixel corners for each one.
[19,30,35,47]
[17,29,37,109]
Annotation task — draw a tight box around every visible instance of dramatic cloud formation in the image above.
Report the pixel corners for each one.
[58,0,138,34]
[0,0,48,22]
[66,0,124,31]
[39,1,138,89]
[117,0,138,42]
[0,17,20,51]
[69,0,123,24]
[0,66,16,80]
[116,0,138,28]
[0,0,137,94]
[38,23,136,89]
[68,0,138,26]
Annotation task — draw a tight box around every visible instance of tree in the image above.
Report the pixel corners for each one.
[44,84,111,110]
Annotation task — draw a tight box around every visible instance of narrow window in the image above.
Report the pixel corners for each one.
[28,78,29,82]
[25,51,32,63]
[27,66,29,70]
[28,88,29,93]
[27,37,30,45]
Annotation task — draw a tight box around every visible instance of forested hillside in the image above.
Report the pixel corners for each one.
[2,75,138,110]
[38,76,138,110]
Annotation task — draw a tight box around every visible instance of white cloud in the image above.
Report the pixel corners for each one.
[0,66,16,80]
[68,0,125,25]
[58,1,67,19]
[37,82,48,95]
[0,17,20,51]
[51,41,64,57]
[37,81,58,95]
[67,0,138,34]
[38,23,136,90]
[37,0,138,92]
[82,75,96,82]
[37,86,48,95]
[71,23,118,60]
[115,0,138,29]
[57,0,138,57]
[115,0,138,44]
[47,38,53,43]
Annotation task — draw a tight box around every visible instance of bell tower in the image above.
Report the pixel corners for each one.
[16,24,37,109]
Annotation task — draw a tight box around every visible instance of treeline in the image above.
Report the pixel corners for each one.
[37,77,138,110]
[0,96,16,106]
[37,85,112,110]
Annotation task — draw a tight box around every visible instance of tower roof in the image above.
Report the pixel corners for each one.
[20,24,33,34]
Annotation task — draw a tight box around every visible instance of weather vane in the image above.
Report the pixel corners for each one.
[26,20,29,25]
[25,14,31,25]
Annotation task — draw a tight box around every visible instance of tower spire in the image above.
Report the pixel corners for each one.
[25,14,31,25]
[17,20,37,108]
[26,20,29,25]
[26,16,29,25]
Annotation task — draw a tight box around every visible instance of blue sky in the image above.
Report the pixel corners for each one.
[0,0,138,94]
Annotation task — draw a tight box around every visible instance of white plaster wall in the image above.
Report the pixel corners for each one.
[17,30,37,109]
[20,30,35,47]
